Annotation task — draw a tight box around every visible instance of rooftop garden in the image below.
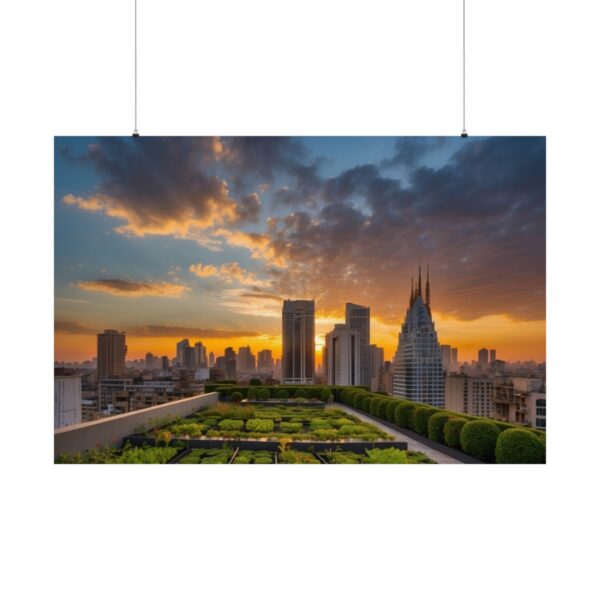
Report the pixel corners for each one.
[143,403,394,443]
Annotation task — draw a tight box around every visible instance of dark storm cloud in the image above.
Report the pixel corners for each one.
[262,137,545,322]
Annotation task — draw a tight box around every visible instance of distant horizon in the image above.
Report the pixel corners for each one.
[55,136,545,364]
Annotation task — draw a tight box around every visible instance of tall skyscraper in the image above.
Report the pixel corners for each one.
[208,351,215,368]
[345,302,370,387]
[490,349,497,363]
[194,341,207,368]
[478,348,489,369]
[97,329,127,383]
[324,324,361,386]
[451,347,458,371]
[238,345,256,372]
[224,347,237,380]
[392,266,444,407]
[257,349,274,371]
[145,352,155,370]
[369,344,384,391]
[282,299,315,384]
[440,344,452,371]
[176,339,190,368]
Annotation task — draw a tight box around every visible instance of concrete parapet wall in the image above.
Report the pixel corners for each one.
[54,392,218,457]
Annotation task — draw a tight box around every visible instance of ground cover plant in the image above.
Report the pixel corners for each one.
[157,403,392,442]
[176,447,235,464]
[321,449,436,464]
[56,444,179,464]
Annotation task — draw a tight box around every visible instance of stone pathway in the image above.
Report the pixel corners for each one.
[330,402,464,464]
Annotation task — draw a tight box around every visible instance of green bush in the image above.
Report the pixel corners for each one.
[460,420,501,462]
[363,448,409,464]
[218,419,244,431]
[247,387,258,400]
[443,417,468,449]
[427,412,451,443]
[280,422,303,433]
[309,418,332,431]
[385,400,402,423]
[395,403,416,429]
[246,418,275,433]
[249,378,262,386]
[170,423,205,438]
[413,407,440,435]
[257,387,271,400]
[353,391,368,409]
[377,398,392,419]
[368,396,382,416]
[495,429,546,464]
[320,387,333,402]
[294,388,307,398]
[276,389,289,400]
[311,428,339,440]
[338,425,369,436]
[278,450,319,464]
[230,391,243,402]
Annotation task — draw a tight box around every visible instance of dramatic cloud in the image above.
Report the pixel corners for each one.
[75,278,190,297]
[257,137,545,322]
[62,137,262,238]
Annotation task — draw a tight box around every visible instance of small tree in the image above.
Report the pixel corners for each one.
[231,391,243,403]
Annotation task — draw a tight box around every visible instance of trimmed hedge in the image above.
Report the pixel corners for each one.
[495,429,546,464]
[368,396,383,416]
[321,387,333,402]
[377,398,392,419]
[385,400,402,422]
[230,391,242,402]
[444,417,468,449]
[395,403,416,429]
[460,420,501,462]
[413,407,440,436]
[275,389,289,400]
[247,388,258,400]
[428,412,452,443]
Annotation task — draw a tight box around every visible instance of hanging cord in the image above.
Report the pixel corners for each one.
[132,0,139,137]
[461,0,468,137]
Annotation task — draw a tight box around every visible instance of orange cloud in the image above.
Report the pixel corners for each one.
[189,261,265,286]
[75,278,190,298]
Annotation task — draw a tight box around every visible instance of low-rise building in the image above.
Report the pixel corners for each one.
[445,374,495,418]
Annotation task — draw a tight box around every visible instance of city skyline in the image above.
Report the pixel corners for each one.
[55,136,545,363]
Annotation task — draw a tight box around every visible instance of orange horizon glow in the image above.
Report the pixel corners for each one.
[54,311,545,365]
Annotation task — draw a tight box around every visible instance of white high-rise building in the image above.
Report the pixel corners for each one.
[54,374,82,429]
[282,300,315,384]
[393,266,444,407]
[324,324,361,386]
[345,302,371,387]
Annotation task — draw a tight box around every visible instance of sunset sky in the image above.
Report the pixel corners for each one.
[55,136,545,365]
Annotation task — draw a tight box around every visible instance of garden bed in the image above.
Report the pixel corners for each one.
[144,403,394,443]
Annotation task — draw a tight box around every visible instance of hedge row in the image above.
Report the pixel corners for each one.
[204,383,362,402]
[338,387,545,464]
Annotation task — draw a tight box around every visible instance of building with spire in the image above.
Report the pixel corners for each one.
[392,265,444,407]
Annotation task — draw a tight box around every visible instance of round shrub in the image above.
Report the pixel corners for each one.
[495,428,546,464]
[320,387,333,402]
[294,388,307,398]
[395,403,416,429]
[257,387,270,400]
[247,388,258,400]
[427,412,451,443]
[230,391,243,402]
[460,420,501,462]
[413,407,439,435]
[443,417,468,449]
[377,398,392,420]
[276,389,289,400]
[385,400,402,423]
[367,396,382,415]
[352,391,367,409]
